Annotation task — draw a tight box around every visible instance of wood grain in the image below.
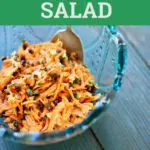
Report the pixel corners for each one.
[120,26,150,69]
[92,35,150,150]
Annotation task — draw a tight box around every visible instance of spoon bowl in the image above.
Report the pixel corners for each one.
[51,27,84,61]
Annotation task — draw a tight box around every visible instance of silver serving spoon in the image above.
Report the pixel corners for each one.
[51,27,83,61]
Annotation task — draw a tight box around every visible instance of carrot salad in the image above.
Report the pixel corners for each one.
[0,40,101,132]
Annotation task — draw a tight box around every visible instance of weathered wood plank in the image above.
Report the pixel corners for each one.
[92,37,150,150]
[120,26,150,68]
[0,130,101,150]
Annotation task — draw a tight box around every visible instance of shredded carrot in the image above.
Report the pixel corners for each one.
[0,40,101,132]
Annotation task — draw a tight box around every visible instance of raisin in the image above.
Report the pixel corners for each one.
[1,57,7,61]
[21,60,26,66]
[28,49,34,54]
[59,56,65,65]
[12,71,18,77]
[4,86,7,90]
[23,105,26,111]
[20,56,26,61]
[6,91,10,95]
[56,49,61,53]
[67,95,72,102]
[16,107,20,112]
[67,52,71,58]
[15,85,21,92]
[22,42,29,50]
[73,78,81,85]
[23,106,31,112]
[37,101,44,111]
[53,98,61,105]
[86,85,96,95]
[50,73,59,81]
[20,56,26,66]
[33,75,38,80]
[46,95,51,99]
[18,68,22,73]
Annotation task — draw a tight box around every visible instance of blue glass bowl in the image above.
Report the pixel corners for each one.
[0,26,127,144]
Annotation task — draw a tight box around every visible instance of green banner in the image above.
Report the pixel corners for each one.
[0,0,149,25]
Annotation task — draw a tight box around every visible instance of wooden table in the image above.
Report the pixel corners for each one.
[0,26,150,150]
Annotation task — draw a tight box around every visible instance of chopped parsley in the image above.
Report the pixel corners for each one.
[89,80,95,85]
[73,92,79,99]
[27,88,39,96]
[73,77,81,85]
